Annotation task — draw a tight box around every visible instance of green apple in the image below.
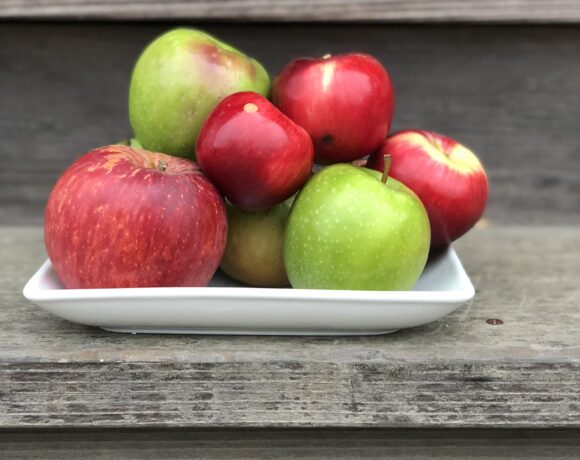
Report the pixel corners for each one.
[284,161,430,290]
[220,201,291,287]
[129,28,270,158]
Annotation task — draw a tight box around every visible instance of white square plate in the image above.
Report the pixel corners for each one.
[22,246,474,336]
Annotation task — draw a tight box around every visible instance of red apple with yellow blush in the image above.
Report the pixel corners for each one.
[367,130,489,247]
[44,145,227,288]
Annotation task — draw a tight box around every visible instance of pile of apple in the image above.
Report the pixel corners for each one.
[44,28,489,291]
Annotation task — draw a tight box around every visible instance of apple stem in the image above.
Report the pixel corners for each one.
[156,160,168,172]
[381,155,392,184]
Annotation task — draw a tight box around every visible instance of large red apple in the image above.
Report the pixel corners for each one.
[44,145,227,288]
[196,92,314,211]
[271,53,394,164]
[367,130,489,247]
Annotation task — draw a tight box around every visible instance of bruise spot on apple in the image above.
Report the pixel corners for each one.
[195,43,224,65]
[247,60,257,79]
[321,134,334,145]
[193,42,258,83]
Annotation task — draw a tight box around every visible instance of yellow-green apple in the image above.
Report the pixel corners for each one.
[220,200,291,287]
[129,28,270,159]
[196,92,314,211]
[367,130,489,247]
[284,160,430,290]
[44,145,227,288]
[272,53,394,164]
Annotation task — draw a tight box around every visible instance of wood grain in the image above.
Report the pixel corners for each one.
[2,428,580,459]
[1,226,579,428]
[1,23,580,225]
[3,0,580,23]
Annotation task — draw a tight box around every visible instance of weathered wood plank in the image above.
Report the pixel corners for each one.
[1,428,579,459]
[1,23,580,226]
[2,361,579,428]
[3,0,580,23]
[1,226,579,428]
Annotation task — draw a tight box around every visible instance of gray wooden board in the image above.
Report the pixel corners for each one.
[1,23,580,226]
[0,428,579,459]
[0,226,578,428]
[3,0,580,23]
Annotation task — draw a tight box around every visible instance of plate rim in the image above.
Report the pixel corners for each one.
[22,246,475,305]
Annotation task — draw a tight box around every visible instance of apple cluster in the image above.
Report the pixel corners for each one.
[44,28,489,291]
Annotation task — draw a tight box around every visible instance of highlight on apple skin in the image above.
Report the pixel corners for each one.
[44,145,228,289]
[367,130,489,248]
[272,53,394,165]
[196,92,314,211]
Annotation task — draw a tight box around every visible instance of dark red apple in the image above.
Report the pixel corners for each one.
[196,92,314,211]
[367,130,489,247]
[44,145,227,288]
[271,53,394,165]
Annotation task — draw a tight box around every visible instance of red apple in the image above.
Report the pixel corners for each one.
[367,130,489,247]
[272,53,394,165]
[196,92,314,211]
[44,145,227,288]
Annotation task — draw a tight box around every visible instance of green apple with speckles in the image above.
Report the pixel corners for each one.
[129,28,270,158]
[220,201,291,287]
[284,160,431,290]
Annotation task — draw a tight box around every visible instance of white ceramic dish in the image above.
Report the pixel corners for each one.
[23,246,474,336]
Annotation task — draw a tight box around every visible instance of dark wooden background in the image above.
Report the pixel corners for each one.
[1,22,580,225]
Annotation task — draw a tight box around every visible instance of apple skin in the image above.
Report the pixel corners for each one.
[44,145,227,289]
[129,28,270,159]
[196,92,314,211]
[220,200,291,287]
[367,130,489,247]
[284,164,430,291]
[271,53,394,164]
